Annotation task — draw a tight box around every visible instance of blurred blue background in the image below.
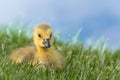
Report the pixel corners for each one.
[0,0,120,49]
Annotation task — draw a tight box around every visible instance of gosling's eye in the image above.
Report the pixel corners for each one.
[50,33,52,38]
[38,34,41,38]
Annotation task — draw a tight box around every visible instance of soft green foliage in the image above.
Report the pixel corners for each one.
[0,28,120,80]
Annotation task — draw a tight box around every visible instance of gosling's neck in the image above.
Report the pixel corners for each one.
[36,46,51,55]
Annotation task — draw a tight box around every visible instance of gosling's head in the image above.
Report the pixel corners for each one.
[33,24,53,48]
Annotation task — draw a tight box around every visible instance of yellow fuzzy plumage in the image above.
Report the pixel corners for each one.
[9,24,66,69]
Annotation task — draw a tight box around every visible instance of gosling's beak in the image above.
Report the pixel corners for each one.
[43,39,51,48]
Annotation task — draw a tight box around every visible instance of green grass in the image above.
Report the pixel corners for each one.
[0,27,120,80]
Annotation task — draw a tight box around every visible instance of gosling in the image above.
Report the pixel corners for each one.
[10,24,66,69]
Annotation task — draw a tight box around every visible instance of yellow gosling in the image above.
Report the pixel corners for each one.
[9,24,66,69]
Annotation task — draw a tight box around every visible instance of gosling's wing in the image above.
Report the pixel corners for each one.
[9,46,36,63]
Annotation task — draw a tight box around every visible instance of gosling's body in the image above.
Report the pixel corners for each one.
[10,24,66,69]
[10,46,36,63]
[33,47,66,69]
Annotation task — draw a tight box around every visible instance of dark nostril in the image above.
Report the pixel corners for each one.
[43,39,49,41]
[46,39,49,41]
[44,39,49,41]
